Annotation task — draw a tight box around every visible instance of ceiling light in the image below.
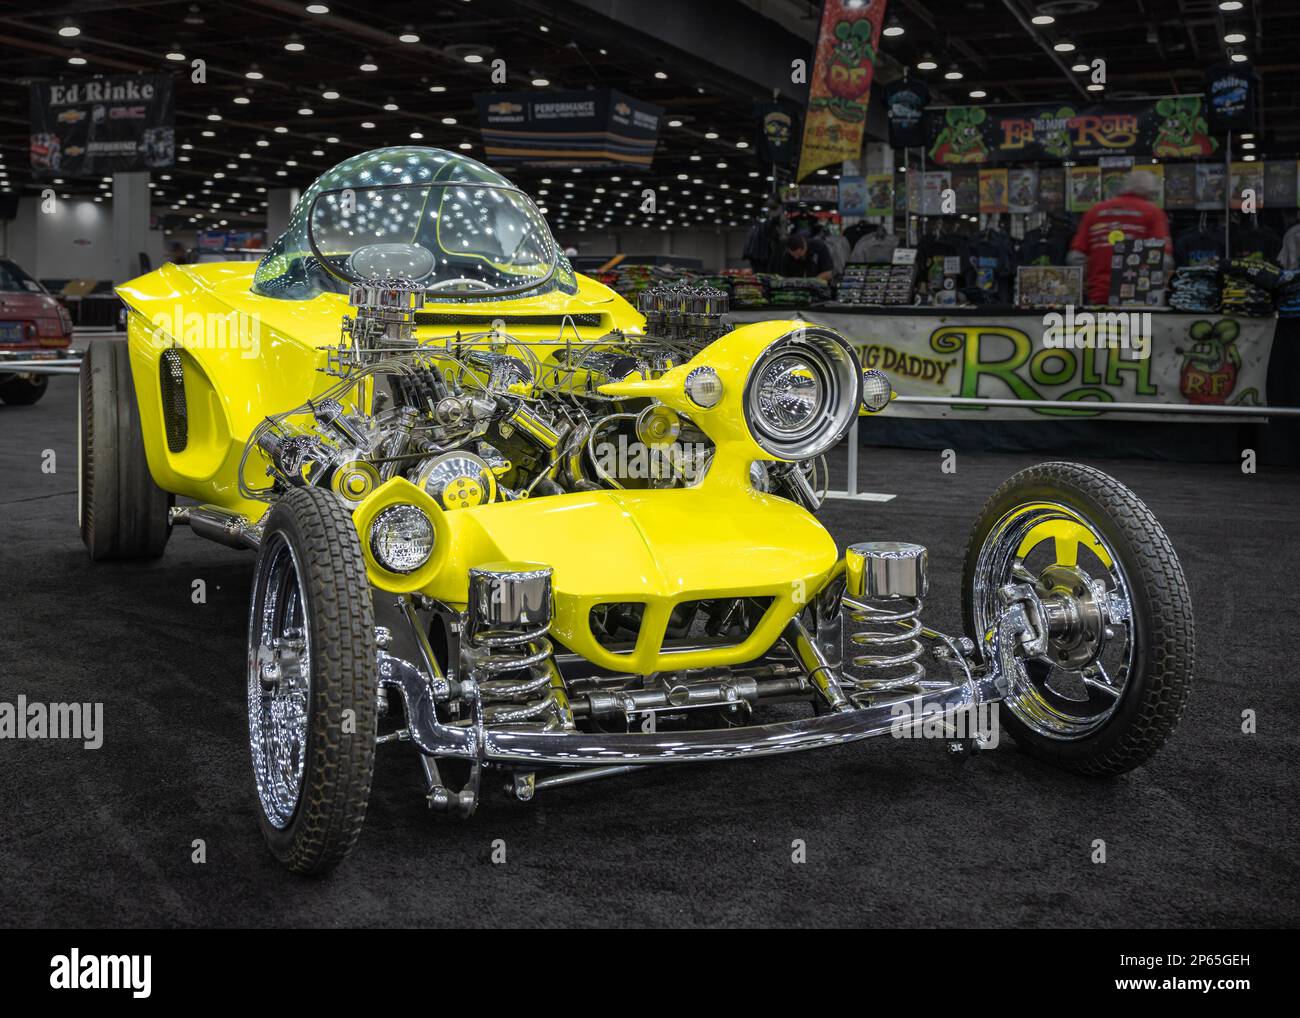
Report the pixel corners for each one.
[532,78,549,86]
[1224,32,1246,44]
[256,139,270,147]
[1241,142,1256,149]
[360,56,378,71]
[654,71,668,79]
[1230,52,1249,63]
[246,66,264,80]
[883,17,904,37]
[1031,14,1055,25]
[166,47,186,61]
[68,55,87,65]
[322,90,340,99]
[1086,83,1104,91]
[207,111,222,121]
[539,25,549,32]
[969,89,987,99]
[233,96,250,105]
[463,53,483,63]
[458,142,472,150]
[704,131,719,139]
[306,3,330,12]
[1219,0,1243,8]
[383,99,399,111]
[1241,133,1255,140]
[1071,58,1090,72]
[944,65,963,80]
[668,119,682,127]
[298,107,313,116]
[273,126,288,133]
[410,132,424,140]
[916,54,937,70]
[361,121,375,129]
[442,116,457,125]
[285,35,305,52]
[1053,41,1076,52]
[429,85,446,92]
[326,136,339,143]
[58,22,81,37]
[398,27,420,43]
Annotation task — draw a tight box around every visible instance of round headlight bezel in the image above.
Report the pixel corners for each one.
[368,503,435,574]
[684,365,724,408]
[743,327,863,460]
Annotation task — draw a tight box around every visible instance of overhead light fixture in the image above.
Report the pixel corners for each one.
[1086,83,1104,92]
[1031,14,1055,25]
[969,89,987,99]
[531,78,549,86]
[246,66,264,80]
[361,121,375,129]
[383,99,399,110]
[1241,133,1255,139]
[463,53,483,63]
[58,22,81,37]
[668,119,682,127]
[1230,52,1249,63]
[944,65,963,80]
[360,56,378,71]
[1071,57,1090,72]
[285,34,305,52]
[298,107,314,116]
[1242,154,1256,161]
[1224,32,1246,44]
[916,54,937,70]
[442,116,457,125]
[882,17,904,37]
[273,126,289,133]
[233,96,250,105]
[206,110,222,121]
[398,27,420,43]
[166,46,186,61]
[429,85,446,92]
[458,142,473,150]
[1218,1,1243,10]
[322,89,340,99]
[736,140,749,148]
[1053,40,1076,52]
[1241,142,1256,149]
[654,70,668,79]
[410,131,424,140]
[306,3,330,13]
[704,130,719,139]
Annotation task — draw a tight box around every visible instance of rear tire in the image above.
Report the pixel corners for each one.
[0,374,49,405]
[249,487,377,876]
[79,340,170,560]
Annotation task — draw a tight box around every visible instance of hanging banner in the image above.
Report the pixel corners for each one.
[864,174,894,216]
[1204,65,1255,133]
[796,0,887,181]
[839,175,867,216]
[730,310,1274,420]
[927,97,1219,166]
[29,74,174,177]
[474,89,662,168]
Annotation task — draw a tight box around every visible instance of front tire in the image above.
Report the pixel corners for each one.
[79,340,170,559]
[248,486,378,876]
[0,373,49,405]
[962,461,1194,776]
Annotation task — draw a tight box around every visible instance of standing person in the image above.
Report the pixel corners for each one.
[780,233,834,281]
[743,196,787,273]
[1067,170,1173,304]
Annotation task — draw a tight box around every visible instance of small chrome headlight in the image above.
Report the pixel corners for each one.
[684,366,724,408]
[861,369,892,412]
[744,328,862,460]
[369,504,434,573]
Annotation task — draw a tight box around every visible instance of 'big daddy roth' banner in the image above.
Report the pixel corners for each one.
[731,310,1273,421]
[927,96,1219,166]
[796,0,886,181]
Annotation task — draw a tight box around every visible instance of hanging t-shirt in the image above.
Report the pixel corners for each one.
[885,79,930,149]
[1017,227,1071,267]
[962,232,1014,302]
[1204,65,1256,132]
[1173,228,1225,267]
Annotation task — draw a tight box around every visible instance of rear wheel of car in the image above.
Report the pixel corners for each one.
[961,461,1195,777]
[79,340,170,560]
[0,374,49,405]
[249,486,378,876]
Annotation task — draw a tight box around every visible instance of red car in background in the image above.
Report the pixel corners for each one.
[0,258,73,405]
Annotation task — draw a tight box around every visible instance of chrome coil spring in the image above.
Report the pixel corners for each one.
[844,594,926,691]
[467,620,562,726]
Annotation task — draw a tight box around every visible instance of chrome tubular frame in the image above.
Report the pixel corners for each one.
[374,580,1039,771]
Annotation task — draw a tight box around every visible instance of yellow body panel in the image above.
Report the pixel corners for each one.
[115,265,850,673]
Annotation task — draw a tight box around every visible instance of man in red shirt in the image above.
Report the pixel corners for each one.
[1067,170,1173,304]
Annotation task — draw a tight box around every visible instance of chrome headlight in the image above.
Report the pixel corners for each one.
[861,368,892,412]
[369,504,434,573]
[744,328,862,460]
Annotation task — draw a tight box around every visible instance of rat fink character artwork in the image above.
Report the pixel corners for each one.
[1041,108,1076,159]
[821,17,877,121]
[1153,97,1217,158]
[1178,318,1259,405]
[929,108,989,164]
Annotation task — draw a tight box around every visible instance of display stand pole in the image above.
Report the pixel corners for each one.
[1224,129,1232,256]
[824,417,896,503]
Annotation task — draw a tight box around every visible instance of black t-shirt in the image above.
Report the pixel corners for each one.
[780,237,834,278]
[1174,228,1225,267]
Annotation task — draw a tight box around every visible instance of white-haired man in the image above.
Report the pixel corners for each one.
[1067,169,1173,304]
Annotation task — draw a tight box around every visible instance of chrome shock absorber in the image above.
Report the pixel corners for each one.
[843,542,929,692]
[465,562,570,727]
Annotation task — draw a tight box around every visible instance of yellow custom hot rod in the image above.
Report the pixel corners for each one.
[83,148,1194,875]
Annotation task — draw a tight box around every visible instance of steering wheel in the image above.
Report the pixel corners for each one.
[426,277,495,292]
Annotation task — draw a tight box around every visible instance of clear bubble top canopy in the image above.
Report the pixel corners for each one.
[252,146,576,301]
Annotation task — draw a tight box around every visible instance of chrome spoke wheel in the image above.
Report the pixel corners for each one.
[248,532,312,828]
[973,501,1136,740]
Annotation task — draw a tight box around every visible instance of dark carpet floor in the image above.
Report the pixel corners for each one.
[1,375,1296,928]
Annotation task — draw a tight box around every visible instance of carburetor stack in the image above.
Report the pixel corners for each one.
[637,282,731,349]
